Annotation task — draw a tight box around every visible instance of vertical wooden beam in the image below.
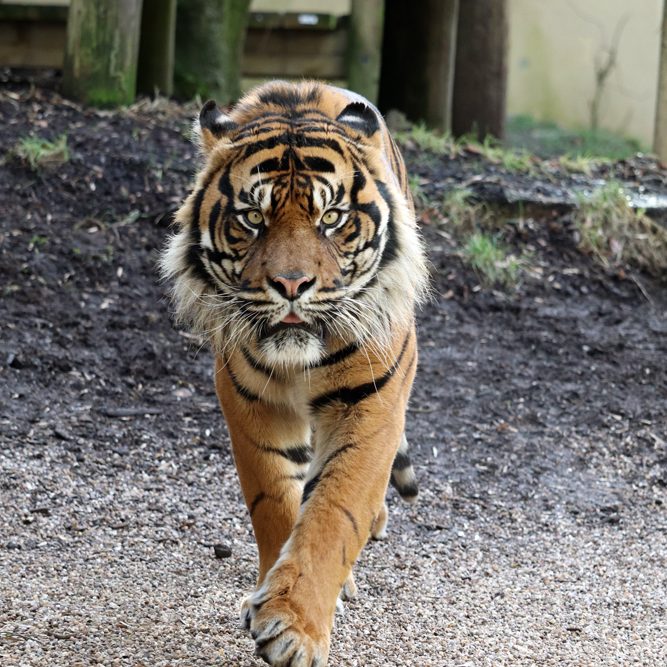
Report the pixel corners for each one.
[174,0,251,104]
[378,0,459,132]
[62,0,144,106]
[452,0,508,140]
[654,0,667,161]
[347,0,384,105]
[137,0,177,97]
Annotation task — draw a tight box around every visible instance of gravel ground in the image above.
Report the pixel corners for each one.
[1,83,666,667]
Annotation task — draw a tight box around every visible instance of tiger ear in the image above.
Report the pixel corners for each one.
[197,99,237,153]
[336,101,381,143]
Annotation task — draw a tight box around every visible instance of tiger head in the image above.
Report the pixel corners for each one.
[162,81,427,368]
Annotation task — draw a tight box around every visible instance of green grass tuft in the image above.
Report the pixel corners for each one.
[462,232,525,287]
[408,174,429,208]
[558,154,609,176]
[396,122,453,155]
[442,187,486,236]
[14,134,69,170]
[506,115,644,160]
[573,182,667,277]
[397,122,535,172]
[476,136,535,173]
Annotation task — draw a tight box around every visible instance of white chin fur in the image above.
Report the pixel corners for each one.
[258,329,325,368]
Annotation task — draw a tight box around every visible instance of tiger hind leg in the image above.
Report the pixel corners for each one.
[340,500,387,606]
[390,432,418,504]
[371,435,416,542]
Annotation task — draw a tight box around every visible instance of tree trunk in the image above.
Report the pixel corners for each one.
[174,0,250,104]
[137,0,177,97]
[347,0,384,105]
[62,0,143,106]
[452,0,508,140]
[378,0,458,132]
[654,0,667,161]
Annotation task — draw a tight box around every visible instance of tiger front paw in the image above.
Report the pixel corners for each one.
[242,561,332,666]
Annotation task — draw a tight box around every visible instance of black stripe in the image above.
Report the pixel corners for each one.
[401,352,417,387]
[392,451,412,472]
[377,181,399,269]
[310,333,411,410]
[231,110,344,141]
[322,442,355,469]
[250,492,266,516]
[208,199,221,248]
[301,444,354,505]
[310,343,358,368]
[242,347,275,378]
[253,157,281,174]
[186,186,215,287]
[303,156,335,173]
[243,133,345,160]
[282,471,306,482]
[282,445,312,464]
[392,480,418,499]
[335,504,359,539]
[301,472,321,504]
[259,444,312,464]
[257,85,320,108]
[227,366,260,402]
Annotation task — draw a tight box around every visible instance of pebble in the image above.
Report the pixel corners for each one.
[213,543,232,559]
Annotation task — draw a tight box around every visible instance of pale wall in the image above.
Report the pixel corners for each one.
[508,0,663,145]
[250,0,349,16]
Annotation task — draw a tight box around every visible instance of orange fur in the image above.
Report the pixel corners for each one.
[162,81,427,666]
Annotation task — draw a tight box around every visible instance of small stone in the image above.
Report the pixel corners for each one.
[213,543,232,559]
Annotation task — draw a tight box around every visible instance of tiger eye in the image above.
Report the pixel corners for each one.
[321,210,341,226]
[244,210,264,226]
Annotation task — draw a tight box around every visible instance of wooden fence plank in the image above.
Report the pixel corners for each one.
[62,0,144,106]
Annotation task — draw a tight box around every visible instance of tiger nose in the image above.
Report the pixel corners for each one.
[269,273,315,300]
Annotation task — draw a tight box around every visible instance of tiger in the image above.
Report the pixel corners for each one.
[161,80,428,666]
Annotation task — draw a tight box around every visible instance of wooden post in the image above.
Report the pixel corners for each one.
[452,0,508,140]
[137,0,177,96]
[174,0,251,104]
[378,0,459,132]
[347,0,384,105]
[654,0,667,161]
[62,0,144,106]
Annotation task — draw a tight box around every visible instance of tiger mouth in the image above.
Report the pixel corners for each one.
[260,320,324,339]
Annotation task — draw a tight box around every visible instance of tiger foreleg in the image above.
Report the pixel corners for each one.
[214,356,311,587]
[244,410,408,666]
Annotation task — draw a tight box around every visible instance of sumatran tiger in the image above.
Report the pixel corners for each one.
[161,80,428,666]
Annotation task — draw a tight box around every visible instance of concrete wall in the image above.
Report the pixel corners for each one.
[508,0,663,145]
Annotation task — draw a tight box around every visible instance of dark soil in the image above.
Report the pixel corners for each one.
[1,84,666,666]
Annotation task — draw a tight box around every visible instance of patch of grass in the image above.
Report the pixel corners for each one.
[462,232,525,287]
[507,114,644,160]
[14,134,69,170]
[441,188,532,287]
[476,136,535,173]
[408,174,429,208]
[558,154,609,176]
[397,122,535,173]
[573,182,667,277]
[28,235,48,252]
[442,187,489,236]
[395,122,459,156]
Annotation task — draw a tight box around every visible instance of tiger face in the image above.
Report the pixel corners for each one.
[163,82,426,368]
